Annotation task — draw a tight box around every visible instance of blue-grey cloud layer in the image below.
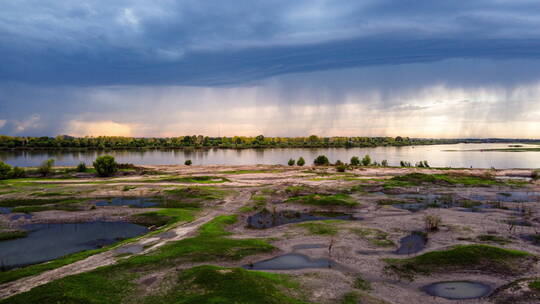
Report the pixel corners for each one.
[2,1,540,137]
[2,0,540,86]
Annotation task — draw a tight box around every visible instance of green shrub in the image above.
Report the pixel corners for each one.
[287,159,295,166]
[424,214,442,231]
[10,166,25,178]
[296,157,305,166]
[350,156,360,166]
[76,162,87,172]
[381,160,388,167]
[400,160,412,167]
[93,155,118,177]
[313,155,329,166]
[335,160,343,166]
[532,170,540,180]
[38,159,54,176]
[184,160,192,166]
[336,164,347,172]
[0,161,12,179]
[361,155,371,166]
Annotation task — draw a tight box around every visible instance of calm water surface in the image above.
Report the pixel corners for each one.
[0,222,148,269]
[1,143,539,168]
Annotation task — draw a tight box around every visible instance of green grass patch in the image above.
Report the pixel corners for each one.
[0,197,83,207]
[390,173,503,187]
[297,221,338,235]
[529,279,540,291]
[286,193,358,207]
[143,265,307,304]
[354,275,372,291]
[351,227,395,247]
[0,230,27,241]
[384,244,536,279]
[157,176,230,184]
[134,208,198,227]
[477,234,512,245]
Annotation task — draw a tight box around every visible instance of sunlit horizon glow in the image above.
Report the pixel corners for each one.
[1,1,540,138]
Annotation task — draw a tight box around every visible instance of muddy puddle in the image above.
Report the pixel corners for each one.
[292,244,327,250]
[244,253,335,270]
[0,207,12,214]
[466,192,540,203]
[396,232,427,255]
[247,210,360,229]
[0,221,148,270]
[10,214,33,220]
[94,197,159,208]
[422,281,491,299]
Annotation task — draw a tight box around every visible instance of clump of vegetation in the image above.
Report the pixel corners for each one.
[424,214,442,232]
[390,172,502,187]
[287,158,295,166]
[361,155,371,166]
[76,162,87,172]
[351,227,395,247]
[0,162,25,179]
[529,279,540,291]
[0,230,28,241]
[477,234,512,245]
[142,265,305,304]
[93,155,118,177]
[37,159,54,176]
[298,221,338,235]
[296,157,305,166]
[381,159,388,167]
[313,155,330,165]
[532,170,540,180]
[354,275,372,291]
[384,244,537,279]
[416,160,430,168]
[184,159,192,166]
[400,161,412,167]
[350,156,360,166]
[336,164,347,172]
[287,193,358,207]
[284,185,312,197]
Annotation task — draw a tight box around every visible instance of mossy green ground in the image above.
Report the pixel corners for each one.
[0,230,27,241]
[297,221,339,235]
[384,244,536,279]
[286,194,358,207]
[0,215,284,304]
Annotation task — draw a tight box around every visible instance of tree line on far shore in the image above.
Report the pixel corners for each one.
[0,134,495,150]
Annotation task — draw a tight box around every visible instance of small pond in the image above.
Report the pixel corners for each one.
[0,207,12,214]
[247,210,360,229]
[244,253,334,270]
[10,213,33,220]
[0,221,148,270]
[94,197,159,208]
[422,281,491,299]
[396,232,427,255]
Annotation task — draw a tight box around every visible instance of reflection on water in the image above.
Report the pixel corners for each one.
[2,143,540,168]
[422,281,491,299]
[244,253,334,270]
[0,222,148,269]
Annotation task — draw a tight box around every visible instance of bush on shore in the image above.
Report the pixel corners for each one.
[313,155,329,166]
[93,155,118,177]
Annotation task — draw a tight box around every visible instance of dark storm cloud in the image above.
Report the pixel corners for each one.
[1,1,540,86]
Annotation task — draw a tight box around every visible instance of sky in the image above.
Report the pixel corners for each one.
[1,0,540,138]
